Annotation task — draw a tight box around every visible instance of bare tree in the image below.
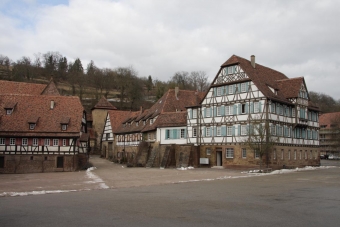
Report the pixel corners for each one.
[242,122,278,170]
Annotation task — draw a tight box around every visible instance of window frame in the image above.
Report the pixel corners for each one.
[10,138,16,145]
[180,129,185,139]
[216,126,221,136]
[22,138,28,146]
[242,148,247,158]
[241,125,247,135]
[33,138,38,146]
[192,109,197,119]
[193,127,197,137]
[206,127,211,137]
[53,139,59,146]
[227,126,232,136]
[44,139,50,146]
[226,148,234,158]
[0,138,5,145]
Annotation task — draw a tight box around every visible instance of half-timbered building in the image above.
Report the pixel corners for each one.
[0,80,88,173]
[186,55,320,169]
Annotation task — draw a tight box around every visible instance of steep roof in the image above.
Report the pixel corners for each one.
[0,80,46,95]
[0,94,84,137]
[142,112,187,132]
[319,112,340,128]
[107,110,140,133]
[40,79,60,96]
[92,96,117,110]
[276,77,305,99]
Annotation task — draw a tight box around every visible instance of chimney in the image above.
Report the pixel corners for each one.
[175,87,179,99]
[251,55,256,68]
[50,100,55,109]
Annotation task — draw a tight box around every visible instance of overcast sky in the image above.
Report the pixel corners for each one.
[1,0,340,98]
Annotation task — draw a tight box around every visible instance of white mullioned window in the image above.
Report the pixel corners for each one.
[288,150,291,160]
[206,108,211,117]
[273,149,276,160]
[241,125,247,135]
[229,85,233,94]
[281,149,284,160]
[217,106,221,116]
[180,129,185,138]
[254,150,260,159]
[225,106,231,115]
[217,87,222,96]
[216,126,221,136]
[226,148,234,158]
[0,138,5,145]
[33,138,38,146]
[193,109,197,119]
[53,139,59,146]
[22,138,28,146]
[294,150,297,160]
[10,138,16,145]
[292,108,296,117]
[241,83,246,92]
[44,139,50,146]
[227,126,232,136]
[63,139,67,146]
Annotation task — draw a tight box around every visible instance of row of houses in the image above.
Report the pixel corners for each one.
[0,79,88,173]
[100,55,321,169]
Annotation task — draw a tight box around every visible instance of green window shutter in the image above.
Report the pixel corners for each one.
[172,129,176,139]
[222,126,226,136]
[213,87,217,97]
[238,125,241,135]
[233,104,237,115]
[214,106,217,117]
[238,84,241,93]
[189,109,192,119]
[221,105,225,116]
[232,126,236,136]
[258,101,262,112]
[203,127,206,137]
[247,82,250,91]
[165,130,169,139]
[225,85,229,94]
[204,108,206,117]
[238,104,241,115]
[213,127,216,136]
[184,129,187,138]
[245,103,249,114]
[250,102,254,113]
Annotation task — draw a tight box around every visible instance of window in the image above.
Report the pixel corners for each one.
[271,103,276,113]
[241,104,246,114]
[217,87,222,96]
[136,122,139,126]
[206,148,211,156]
[216,126,221,136]
[225,106,231,115]
[62,139,67,146]
[242,148,247,158]
[273,149,276,160]
[53,139,59,146]
[294,150,297,160]
[150,119,154,124]
[44,139,50,146]
[61,124,67,131]
[241,125,247,135]
[148,133,152,140]
[180,129,185,138]
[281,149,284,160]
[254,102,259,113]
[206,108,211,117]
[193,127,197,137]
[29,123,36,130]
[292,108,296,117]
[271,125,276,136]
[33,138,38,146]
[227,126,232,136]
[229,85,233,94]
[206,127,211,137]
[254,150,260,159]
[22,138,28,146]
[217,106,221,116]
[305,150,308,159]
[226,148,234,158]
[300,150,302,160]
[288,150,291,160]
[6,109,13,115]
[193,109,197,119]
[10,138,15,145]
[106,133,109,141]
[166,130,170,139]
[228,66,234,74]
[0,138,5,145]
[310,150,312,159]
[241,83,246,92]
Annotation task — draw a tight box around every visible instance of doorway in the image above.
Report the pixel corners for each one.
[216,149,222,166]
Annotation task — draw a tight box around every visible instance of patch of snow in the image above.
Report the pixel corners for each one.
[86,166,109,189]
[177,166,195,170]
[0,189,80,197]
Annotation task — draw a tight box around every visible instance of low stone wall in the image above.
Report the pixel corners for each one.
[0,154,88,174]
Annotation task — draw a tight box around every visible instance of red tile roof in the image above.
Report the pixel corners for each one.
[216,55,318,109]
[92,96,117,110]
[0,80,46,95]
[0,94,84,137]
[107,110,140,133]
[319,112,340,128]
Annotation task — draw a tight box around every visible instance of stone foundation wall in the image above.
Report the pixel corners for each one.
[0,154,88,174]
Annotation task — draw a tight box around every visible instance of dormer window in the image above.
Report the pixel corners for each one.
[143,121,146,125]
[6,109,13,115]
[61,124,67,131]
[150,119,153,124]
[29,123,36,130]
[60,117,70,131]
[136,122,139,126]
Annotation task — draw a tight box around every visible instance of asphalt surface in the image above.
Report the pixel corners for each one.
[0,158,339,227]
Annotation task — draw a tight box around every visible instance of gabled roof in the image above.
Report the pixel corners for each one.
[0,80,46,95]
[0,94,84,137]
[142,112,187,132]
[319,112,340,129]
[40,79,60,96]
[276,77,305,99]
[107,110,140,133]
[214,55,319,110]
[92,96,117,110]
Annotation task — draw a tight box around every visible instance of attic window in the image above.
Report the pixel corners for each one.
[159,100,162,104]
[29,123,36,130]
[61,124,67,131]
[150,119,154,124]
[6,109,13,115]
[136,122,139,126]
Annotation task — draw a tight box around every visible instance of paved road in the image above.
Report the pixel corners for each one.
[0,159,339,227]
